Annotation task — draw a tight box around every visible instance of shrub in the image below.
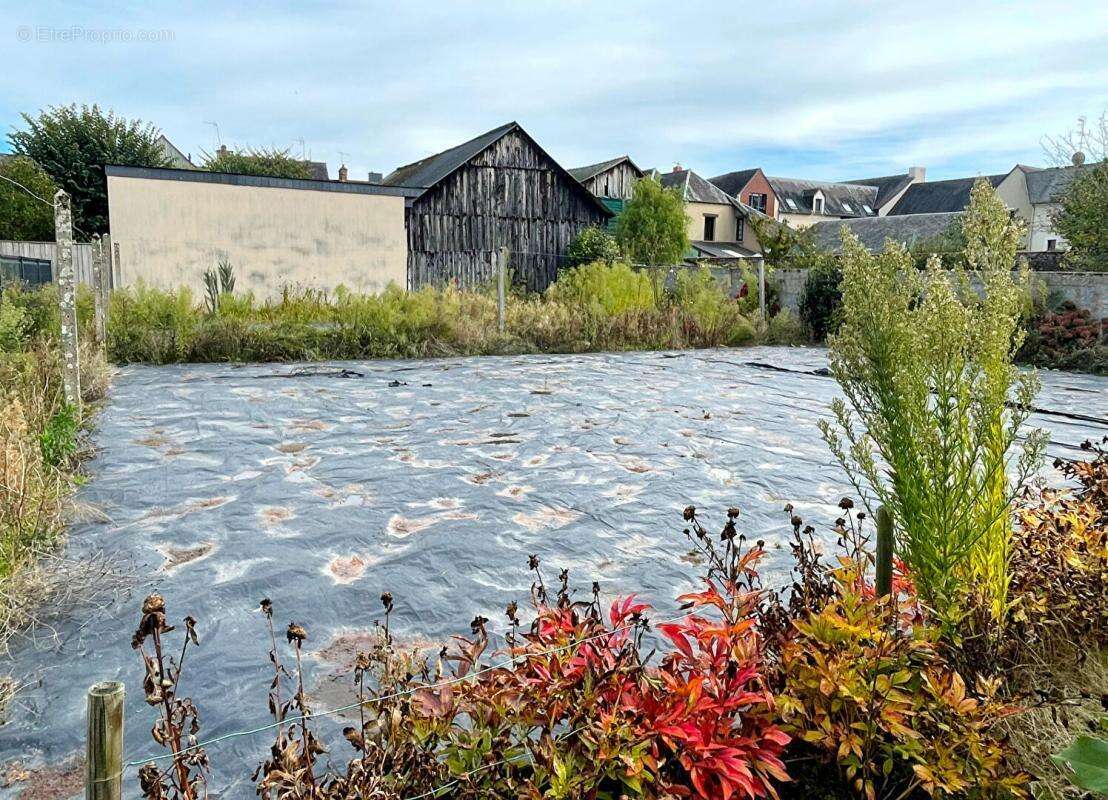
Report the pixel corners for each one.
[546,260,654,317]
[765,309,806,345]
[40,404,79,468]
[566,225,621,266]
[797,260,842,341]
[821,180,1048,621]
[1017,301,1108,375]
[615,177,689,267]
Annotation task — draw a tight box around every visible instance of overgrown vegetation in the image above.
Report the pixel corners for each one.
[199,145,315,179]
[0,284,108,659]
[106,259,781,364]
[1017,298,1108,375]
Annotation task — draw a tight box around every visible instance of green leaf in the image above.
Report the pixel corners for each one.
[1052,735,1108,795]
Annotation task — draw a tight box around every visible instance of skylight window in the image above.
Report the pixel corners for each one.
[863,204,873,214]
[842,201,853,212]
[785,198,798,210]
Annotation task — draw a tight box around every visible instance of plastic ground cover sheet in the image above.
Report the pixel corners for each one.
[2,346,1105,798]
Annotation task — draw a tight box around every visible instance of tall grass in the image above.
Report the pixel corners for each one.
[0,284,108,653]
[107,261,763,364]
[819,181,1048,622]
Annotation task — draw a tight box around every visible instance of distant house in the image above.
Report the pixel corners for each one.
[844,168,925,216]
[156,135,197,170]
[711,166,925,224]
[381,121,611,291]
[708,168,777,217]
[658,168,762,261]
[1023,162,1096,252]
[807,211,963,254]
[765,176,887,228]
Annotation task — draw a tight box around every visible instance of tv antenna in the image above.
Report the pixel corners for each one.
[203,121,222,145]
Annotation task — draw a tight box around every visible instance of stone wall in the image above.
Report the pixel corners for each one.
[772,267,1108,318]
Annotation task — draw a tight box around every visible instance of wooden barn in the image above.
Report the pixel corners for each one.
[381,122,611,292]
[568,155,643,203]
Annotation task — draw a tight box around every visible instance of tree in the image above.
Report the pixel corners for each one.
[1052,160,1108,271]
[748,216,829,271]
[0,156,57,241]
[7,104,171,237]
[614,177,689,266]
[566,225,620,266]
[200,146,313,179]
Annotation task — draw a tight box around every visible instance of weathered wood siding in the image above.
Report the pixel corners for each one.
[407,130,609,292]
[582,162,641,201]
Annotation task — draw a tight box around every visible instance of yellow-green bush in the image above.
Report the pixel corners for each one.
[545,260,655,316]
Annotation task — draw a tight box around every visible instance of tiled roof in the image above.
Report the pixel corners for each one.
[567,155,640,182]
[708,168,760,197]
[660,169,734,205]
[766,176,878,217]
[381,122,519,188]
[1025,163,1095,204]
[844,173,915,209]
[808,211,963,253]
[887,174,1005,215]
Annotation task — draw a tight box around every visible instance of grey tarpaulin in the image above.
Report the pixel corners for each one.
[1,346,1105,798]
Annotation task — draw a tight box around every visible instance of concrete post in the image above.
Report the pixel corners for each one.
[111,241,121,289]
[54,190,81,410]
[497,246,508,335]
[91,234,106,346]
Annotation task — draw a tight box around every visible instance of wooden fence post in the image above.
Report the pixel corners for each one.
[54,189,81,410]
[497,246,508,335]
[876,505,894,598]
[91,234,106,346]
[86,681,124,800]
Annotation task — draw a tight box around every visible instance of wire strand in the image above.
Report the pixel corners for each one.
[123,607,695,768]
[0,171,93,238]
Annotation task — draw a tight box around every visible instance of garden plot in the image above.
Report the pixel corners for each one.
[2,346,1105,798]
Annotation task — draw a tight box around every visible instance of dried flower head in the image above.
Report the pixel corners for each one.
[838,497,854,510]
[286,623,307,645]
[380,592,394,614]
[683,505,696,521]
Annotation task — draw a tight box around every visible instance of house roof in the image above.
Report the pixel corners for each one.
[843,173,915,210]
[567,155,641,183]
[105,164,423,198]
[690,240,760,259]
[1025,163,1094,204]
[766,176,878,217]
[381,121,609,215]
[304,161,330,181]
[660,169,735,205]
[708,168,761,197]
[808,211,963,253]
[887,174,1005,215]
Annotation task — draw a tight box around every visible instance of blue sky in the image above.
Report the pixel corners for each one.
[3,0,1107,183]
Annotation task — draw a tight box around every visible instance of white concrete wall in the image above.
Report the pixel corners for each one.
[107,175,408,299]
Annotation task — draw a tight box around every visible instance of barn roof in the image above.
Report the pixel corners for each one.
[568,155,642,182]
[708,168,761,197]
[887,174,1006,215]
[105,164,422,198]
[808,211,963,253]
[381,121,610,215]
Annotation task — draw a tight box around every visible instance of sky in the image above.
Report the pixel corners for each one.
[2,1,1107,184]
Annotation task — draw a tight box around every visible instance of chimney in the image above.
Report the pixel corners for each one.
[672,162,683,173]
[338,164,348,182]
[908,166,926,182]
[367,171,383,183]
[217,144,230,158]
